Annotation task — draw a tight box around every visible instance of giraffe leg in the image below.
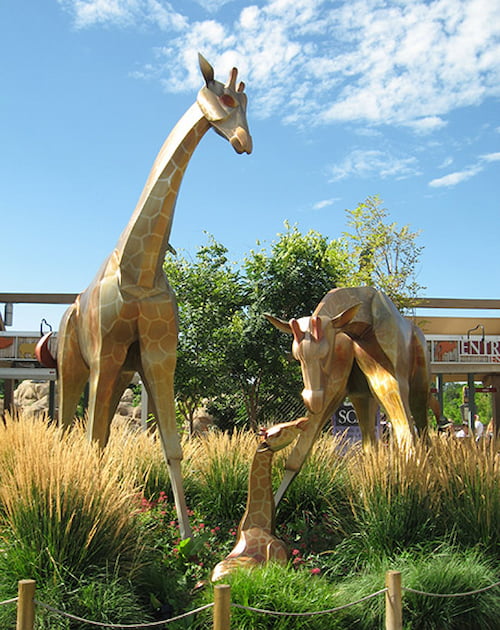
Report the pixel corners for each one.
[140,366,192,539]
[106,368,136,431]
[350,394,378,449]
[57,304,89,429]
[409,329,431,440]
[354,345,415,448]
[86,340,130,448]
[138,301,192,539]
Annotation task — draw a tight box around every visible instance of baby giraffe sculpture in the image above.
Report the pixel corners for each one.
[211,417,309,582]
[40,55,252,539]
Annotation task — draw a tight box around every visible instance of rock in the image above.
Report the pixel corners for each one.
[14,380,51,413]
[192,406,216,435]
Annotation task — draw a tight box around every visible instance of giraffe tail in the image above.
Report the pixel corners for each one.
[35,332,57,369]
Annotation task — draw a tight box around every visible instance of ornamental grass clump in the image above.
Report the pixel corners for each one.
[275,432,352,552]
[183,429,257,526]
[105,416,171,499]
[397,546,500,630]
[0,413,143,582]
[194,562,364,630]
[430,436,500,553]
[344,441,438,562]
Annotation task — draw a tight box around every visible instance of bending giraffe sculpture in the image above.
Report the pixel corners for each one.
[37,55,252,539]
[266,286,431,504]
[212,417,309,582]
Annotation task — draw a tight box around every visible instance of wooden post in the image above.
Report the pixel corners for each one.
[16,579,35,630]
[385,570,402,630]
[213,583,231,630]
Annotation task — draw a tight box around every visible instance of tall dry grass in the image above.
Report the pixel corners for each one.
[344,441,439,559]
[183,429,259,525]
[275,432,351,544]
[0,412,144,580]
[1,411,497,584]
[430,436,500,551]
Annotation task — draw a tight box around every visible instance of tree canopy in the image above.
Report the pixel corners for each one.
[164,197,425,430]
[342,195,424,311]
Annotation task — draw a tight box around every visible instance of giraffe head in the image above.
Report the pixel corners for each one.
[197,54,252,155]
[265,305,360,414]
[259,417,309,452]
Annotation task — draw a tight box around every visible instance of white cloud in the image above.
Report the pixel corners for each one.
[57,0,500,131]
[57,0,186,30]
[429,166,481,187]
[193,0,235,13]
[438,157,454,169]
[404,117,448,133]
[481,152,500,162]
[328,149,421,181]
[429,150,500,187]
[312,198,337,210]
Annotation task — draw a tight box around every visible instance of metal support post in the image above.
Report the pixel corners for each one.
[467,373,476,435]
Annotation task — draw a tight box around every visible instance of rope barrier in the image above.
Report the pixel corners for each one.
[8,575,500,628]
[403,580,500,599]
[34,599,214,628]
[231,587,388,617]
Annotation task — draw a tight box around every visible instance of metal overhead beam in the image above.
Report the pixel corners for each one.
[0,293,78,304]
[414,298,500,310]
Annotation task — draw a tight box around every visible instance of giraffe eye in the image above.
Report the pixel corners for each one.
[220,94,238,108]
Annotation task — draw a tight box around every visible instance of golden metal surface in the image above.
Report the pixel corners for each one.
[54,56,252,539]
[268,286,432,501]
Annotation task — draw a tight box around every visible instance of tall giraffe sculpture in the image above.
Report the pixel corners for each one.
[42,55,252,539]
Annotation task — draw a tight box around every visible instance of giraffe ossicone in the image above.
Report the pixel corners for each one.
[44,54,252,540]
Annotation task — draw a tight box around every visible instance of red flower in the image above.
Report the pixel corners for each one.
[310,568,321,575]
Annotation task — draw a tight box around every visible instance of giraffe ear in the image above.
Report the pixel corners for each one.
[198,53,214,86]
[330,303,361,329]
[264,313,292,334]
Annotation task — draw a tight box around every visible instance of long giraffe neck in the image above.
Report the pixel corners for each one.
[239,449,275,533]
[116,103,210,289]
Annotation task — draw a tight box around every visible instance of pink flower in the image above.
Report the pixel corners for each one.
[292,548,300,556]
[310,568,321,575]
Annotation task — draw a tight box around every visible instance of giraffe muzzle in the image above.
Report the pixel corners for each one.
[231,127,253,154]
[302,389,324,414]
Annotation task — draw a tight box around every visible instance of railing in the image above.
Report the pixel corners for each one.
[2,573,499,630]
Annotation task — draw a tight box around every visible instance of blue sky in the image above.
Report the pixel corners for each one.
[1,0,499,331]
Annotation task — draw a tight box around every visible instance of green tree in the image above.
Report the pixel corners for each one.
[226,224,350,430]
[343,195,425,310]
[163,235,246,433]
[443,382,493,425]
